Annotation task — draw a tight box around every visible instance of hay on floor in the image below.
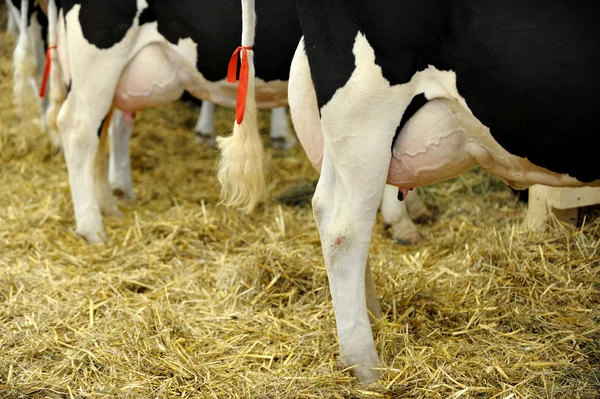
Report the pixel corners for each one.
[0,7,598,398]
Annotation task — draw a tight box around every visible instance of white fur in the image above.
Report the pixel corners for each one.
[217,0,266,213]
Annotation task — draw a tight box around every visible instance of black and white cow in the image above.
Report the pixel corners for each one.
[7,0,56,144]
[45,0,303,243]
[221,0,600,384]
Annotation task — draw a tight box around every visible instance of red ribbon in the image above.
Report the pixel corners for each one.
[39,45,57,98]
[227,45,252,124]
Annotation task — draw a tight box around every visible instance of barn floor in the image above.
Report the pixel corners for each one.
[1,9,599,399]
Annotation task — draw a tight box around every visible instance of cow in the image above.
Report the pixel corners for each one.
[43,0,302,244]
[220,0,600,384]
[7,0,57,146]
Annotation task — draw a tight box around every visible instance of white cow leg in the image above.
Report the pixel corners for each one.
[6,0,18,35]
[381,184,422,245]
[108,109,136,200]
[314,147,388,384]
[404,188,432,223]
[29,18,49,132]
[95,109,122,219]
[57,11,134,244]
[194,101,216,146]
[290,37,388,383]
[57,93,107,244]
[269,107,297,150]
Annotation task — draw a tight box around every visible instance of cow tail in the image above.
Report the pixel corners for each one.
[12,0,34,109]
[45,0,65,149]
[217,0,266,214]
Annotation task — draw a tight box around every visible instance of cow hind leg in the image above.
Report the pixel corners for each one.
[314,143,389,384]
[194,101,216,146]
[269,107,297,150]
[108,109,136,200]
[57,93,107,244]
[405,188,432,224]
[95,108,122,218]
[381,185,422,245]
[290,39,387,383]
[57,42,133,243]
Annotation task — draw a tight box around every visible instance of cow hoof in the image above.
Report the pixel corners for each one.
[49,144,63,156]
[383,223,392,231]
[195,132,216,146]
[411,209,434,224]
[271,136,297,150]
[104,206,124,219]
[394,231,423,245]
[76,229,107,245]
[353,366,381,386]
[113,188,136,202]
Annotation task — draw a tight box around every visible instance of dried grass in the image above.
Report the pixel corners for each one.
[1,7,599,398]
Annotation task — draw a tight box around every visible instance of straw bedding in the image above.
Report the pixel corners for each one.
[0,7,598,398]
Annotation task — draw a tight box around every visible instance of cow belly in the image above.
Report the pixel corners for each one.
[113,43,186,113]
[112,42,289,112]
[387,98,591,189]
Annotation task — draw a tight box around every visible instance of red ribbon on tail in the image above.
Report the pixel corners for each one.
[227,45,253,125]
[39,45,57,98]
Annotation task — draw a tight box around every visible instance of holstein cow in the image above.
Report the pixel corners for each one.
[221,0,600,383]
[44,0,302,243]
[7,0,57,145]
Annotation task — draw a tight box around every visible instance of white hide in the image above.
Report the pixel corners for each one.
[290,38,429,247]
